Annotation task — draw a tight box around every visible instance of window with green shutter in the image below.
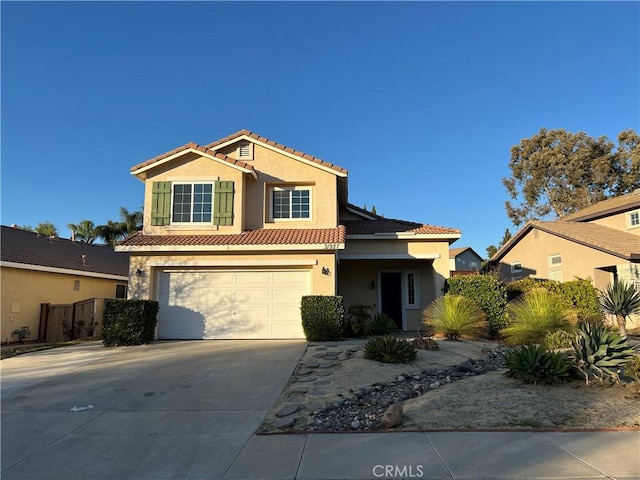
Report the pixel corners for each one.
[213,181,234,226]
[151,181,172,226]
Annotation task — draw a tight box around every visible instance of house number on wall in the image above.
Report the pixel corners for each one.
[324,243,340,250]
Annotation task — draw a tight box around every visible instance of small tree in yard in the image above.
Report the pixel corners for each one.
[600,280,640,338]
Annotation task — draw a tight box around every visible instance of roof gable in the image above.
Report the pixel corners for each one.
[449,246,482,260]
[490,220,639,262]
[1,226,130,277]
[560,189,640,222]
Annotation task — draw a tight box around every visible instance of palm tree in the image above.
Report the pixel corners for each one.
[600,280,640,338]
[119,207,143,236]
[68,220,98,243]
[96,221,126,248]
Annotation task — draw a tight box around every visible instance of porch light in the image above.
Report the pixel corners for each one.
[322,267,331,275]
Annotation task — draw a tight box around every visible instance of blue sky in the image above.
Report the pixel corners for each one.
[2,1,638,257]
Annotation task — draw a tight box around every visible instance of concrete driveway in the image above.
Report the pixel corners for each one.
[1,340,306,480]
[2,341,639,480]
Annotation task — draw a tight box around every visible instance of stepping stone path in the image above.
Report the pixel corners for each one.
[318,362,336,368]
[290,385,309,393]
[297,368,313,375]
[276,405,301,417]
[306,402,324,411]
[304,362,320,368]
[313,380,331,385]
[308,390,326,396]
[316,371,332,377]
[274,416,296,429]
[314,347,327,351]
[312,353,326,358]
[297,377,316,382]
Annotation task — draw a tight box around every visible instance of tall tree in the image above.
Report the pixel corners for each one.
[35,221,59,237]
[119,207,143,235]
[68,220,99,243]
[96,221,126,248]
[486,228,512,259]
[502,128,639,226]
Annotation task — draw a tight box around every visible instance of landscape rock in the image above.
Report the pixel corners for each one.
[381,403,403,428]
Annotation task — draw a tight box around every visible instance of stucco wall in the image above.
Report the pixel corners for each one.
[141,143,340,235]
[588,209,640,236]
[1,268,127,343]
[496,229,632,288]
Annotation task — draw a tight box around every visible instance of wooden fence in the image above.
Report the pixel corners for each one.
[39,298,108,342]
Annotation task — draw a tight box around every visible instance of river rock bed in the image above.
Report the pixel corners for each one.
[304,345,515,432]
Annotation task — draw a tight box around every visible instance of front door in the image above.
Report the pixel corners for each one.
[380,272,403,329]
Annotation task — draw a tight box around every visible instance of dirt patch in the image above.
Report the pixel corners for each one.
[402,370,640,430]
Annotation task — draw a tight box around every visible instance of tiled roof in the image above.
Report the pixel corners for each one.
[131,142,256,173]
[530,221,639,259]
[560,189,640,222]
[117,227,346,248]
[449,247,471,258]
[205,130,348,175]
[1,226,130,276]
[342,219,460,236]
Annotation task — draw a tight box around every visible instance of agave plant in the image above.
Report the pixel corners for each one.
[505,344,571,385]
[599,280,640,338]
[571,323,637,384]
[502,288,574,345]
[423,295,487,340]
[364,336,417,364]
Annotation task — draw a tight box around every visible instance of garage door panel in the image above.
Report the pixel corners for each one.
[157,269,310,339]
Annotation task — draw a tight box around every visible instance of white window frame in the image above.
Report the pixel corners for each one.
[171,182,214,224]
[405,270,420,309]
[548,254,562,267]
[628,210,640,229]
[269,186,312,221]
[550,270,564,282]
[511,262,522,273]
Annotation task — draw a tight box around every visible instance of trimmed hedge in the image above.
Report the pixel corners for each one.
[301,295,345,342]
[102,299,159,347]
[445,274,508,337]
[507,277,603,325]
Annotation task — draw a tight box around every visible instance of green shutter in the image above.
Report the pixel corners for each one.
[214,181,234,226]
[151,181,171,226]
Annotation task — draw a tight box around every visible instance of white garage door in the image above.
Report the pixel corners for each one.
[157,269,310,339]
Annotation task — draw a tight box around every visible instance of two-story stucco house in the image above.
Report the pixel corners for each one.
[115,130,461,339]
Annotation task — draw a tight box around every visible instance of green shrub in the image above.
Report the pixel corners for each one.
[505,344,571,385]
[502,289,574,345]
[623,356,640,383]
[542,329,575,349]
[364,336,417,363]
[571,323,637,384]
[345,303,373,337]
[301,296,345,342]
[507,277,603,326]
[370,312,397,335]
[445,274,508,337]
[102,299,159,347]
[423,295,487,340]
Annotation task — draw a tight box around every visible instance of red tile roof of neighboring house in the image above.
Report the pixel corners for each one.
[206,129,348,175]
[131,143,256,173]
[559,189,640,222]
[342,219,460,236]
[118,226,346,248]
[1,226,130,276]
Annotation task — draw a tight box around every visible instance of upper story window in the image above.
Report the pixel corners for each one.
[172,183,213,223]
[272,186,311,220]
[151,180,234,227]
[628,210,639,228]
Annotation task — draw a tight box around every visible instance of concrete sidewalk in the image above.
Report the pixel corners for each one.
[2,341,638,479]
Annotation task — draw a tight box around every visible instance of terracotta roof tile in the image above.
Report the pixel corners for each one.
[1,226,130,276]
[343,219,460,236]
[131,143,256,173]
[560,190,640,222]
[530,221,639,259]
[118,227,346,248]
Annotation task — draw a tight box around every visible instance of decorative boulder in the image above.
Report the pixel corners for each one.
[381,403,403,428]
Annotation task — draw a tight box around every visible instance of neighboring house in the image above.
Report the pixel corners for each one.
[115,130,461,339]
[487,190,640,327]
[449,246,483,274]
[1,225,130,343]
